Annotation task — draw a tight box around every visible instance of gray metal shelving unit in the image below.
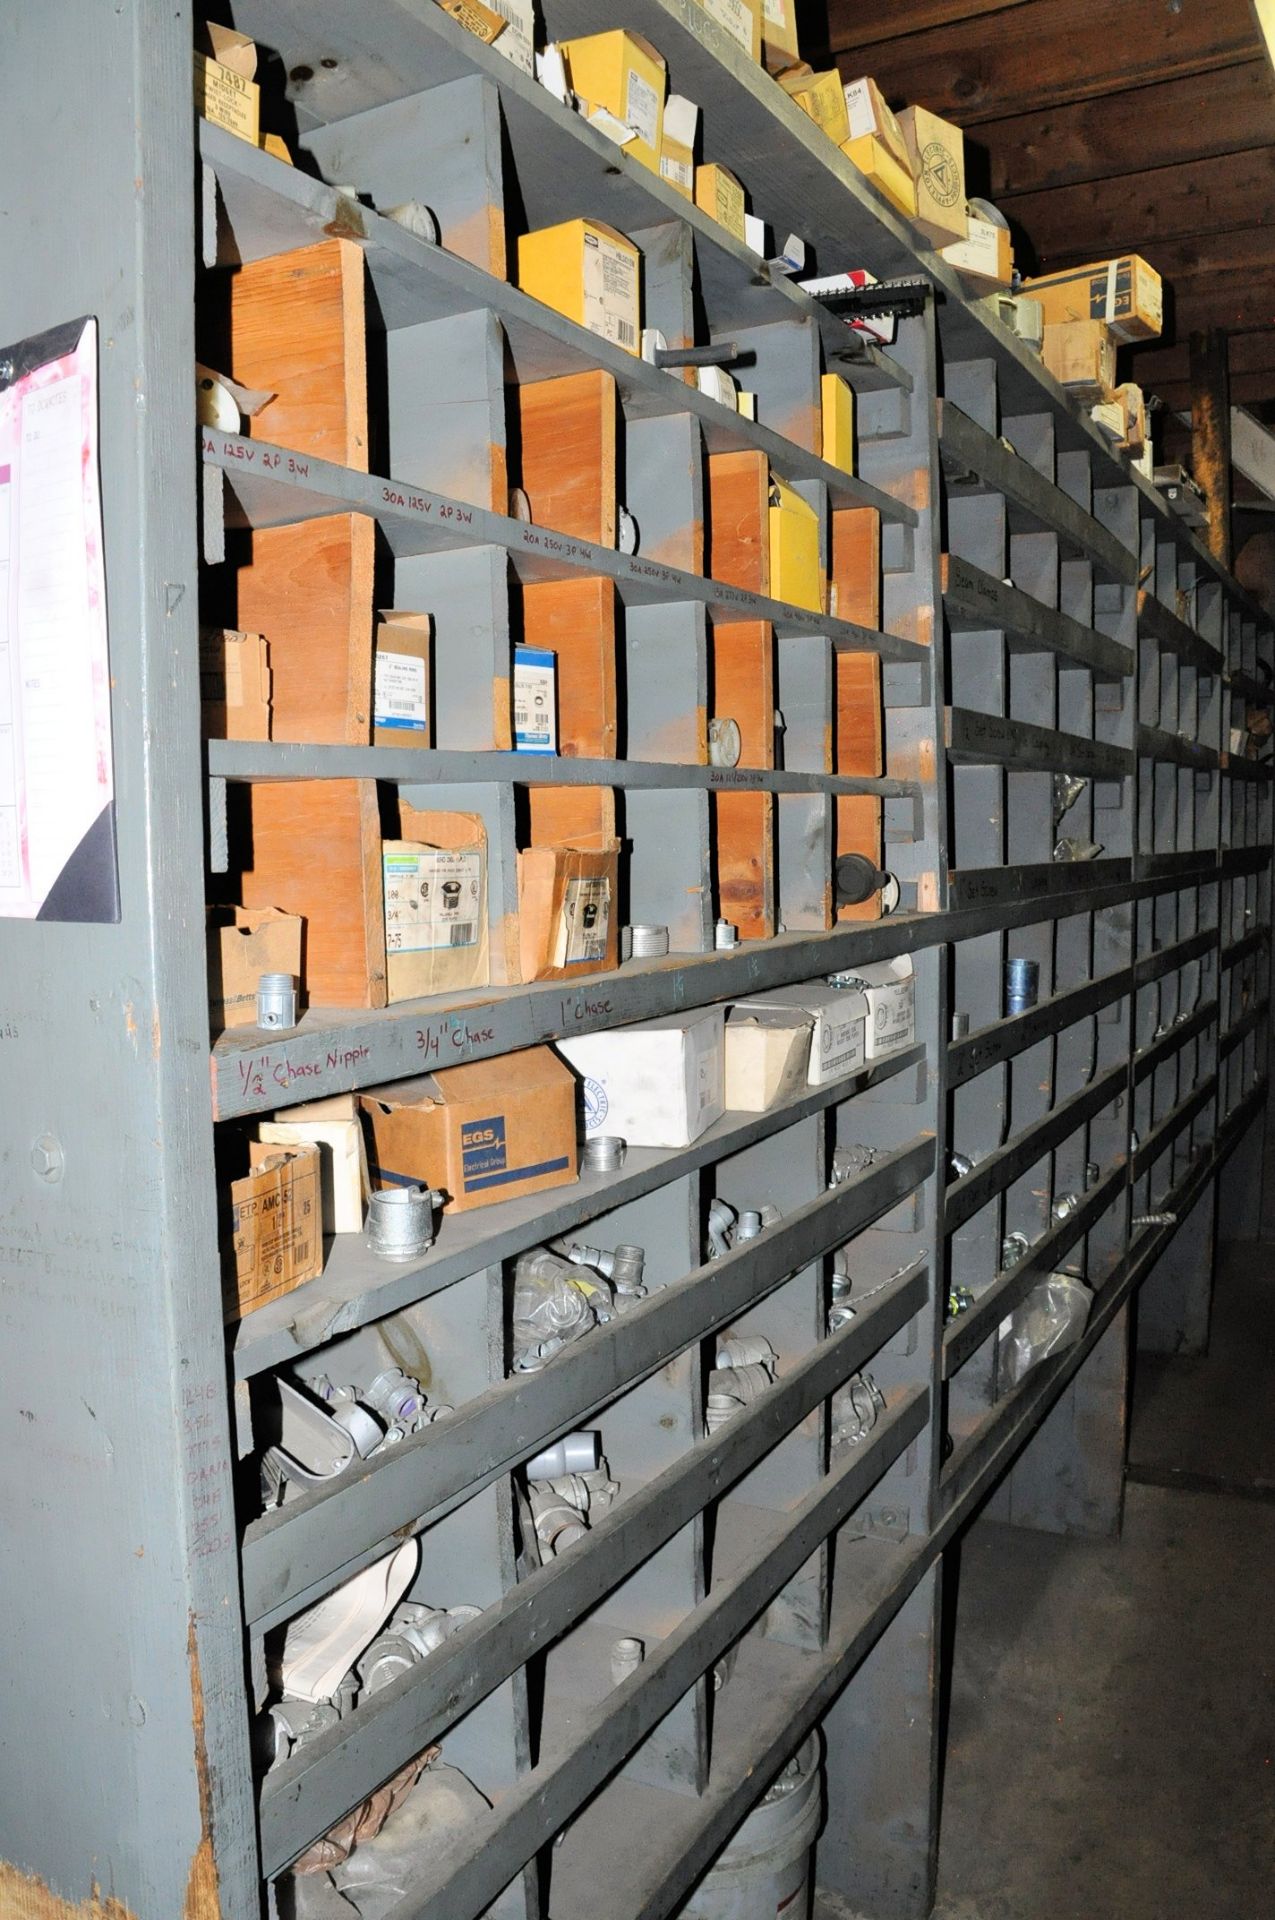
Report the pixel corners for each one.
[0,4,1269,1918]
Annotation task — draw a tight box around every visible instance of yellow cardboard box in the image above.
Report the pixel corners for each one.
[821,374,856,475]
[840,135,918,220]
[898,104,967,247]
[660,94,699,201]
[695,163,747,242]
[695,0,762,62]
[842,77,911,171]
[1021,256,1163,344]
[1041,320,1116,405]
[560,30,667,176]
[359,1050,578,1214]
[941,213,1014,290]
[769,479,823,613]
[517,218,641,356]
[194,25,259,145]
[760,0,800,71]
[781,67,850,145]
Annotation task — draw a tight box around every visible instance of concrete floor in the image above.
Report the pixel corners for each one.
[929,1242,1275,1920]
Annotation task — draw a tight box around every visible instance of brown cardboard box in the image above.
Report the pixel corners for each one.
[359,1050,578,1213]
[435,0,507,45]
[780,68,850,145]
[940,214,1014,291]
[842,77,911,171]
[226,1140,322,1320]
[373,610,431,749]
[1042,319,1116,404]
[695,0,762,61]
[840,136,918,220]
[760,0,800,71]
[194,25,259,145]
[897,104,966,247]
[695,163,747,241]
[383,809,489,1003]
[517,838,620,981]
[200,627,271,741]
[207,905,303,1031]
[1020,256,1163,344]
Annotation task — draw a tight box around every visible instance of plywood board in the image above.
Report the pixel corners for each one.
[517,370,617,546]
[831,508,881,631]
[707,450,771,594]
[236,778,386,1008]
[521,577,618,760]
[237,514,374,745]
[715,791,775,940]
[229,238,369,470]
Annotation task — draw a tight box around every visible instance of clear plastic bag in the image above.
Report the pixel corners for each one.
[511,1249,604,1370]
[1002,1273,1092,1388]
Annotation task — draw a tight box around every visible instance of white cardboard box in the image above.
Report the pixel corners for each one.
[259,1093,368,1236]
[834,957,915,1059]
[731,983,867,1089]
[557,1007,725,1147]
[724,1005,813,1110]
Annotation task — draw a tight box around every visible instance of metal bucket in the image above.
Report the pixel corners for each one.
[682,1732,822,1919]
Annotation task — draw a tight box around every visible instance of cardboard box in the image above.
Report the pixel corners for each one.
[359,1049,577,1213]
[383,810,489,1002]
[760,0,800,71]
[695,0,762,61]
[821,373,855,475]
[200,628,271,741]
[488,0,536,74]
[259,1095,367,1236]
[724,1007,812,1111]
[940,214,1014,291]
[1117,382,1147,456]
[695,163,747,242]
[837,957,915,1059]
[1020,255,1163,344]
[557,1007,725,1148]
[839,136,918,221]
[194,26,259,145]
[226,1140,322,1320]
[842,77,911,171]
[207,905,303,1031]
[514,644,557,753]
[435,0,506,45]
[560,30,666,176]
[660,94,699,200]
[373,610,431,749]
[518,218,641,356]
[898,104,966,248]
[1042,319,1116,405]
[781,68,850,146]
[769,478,823,612]
[731,983,867,1090]
[517,838,620,980]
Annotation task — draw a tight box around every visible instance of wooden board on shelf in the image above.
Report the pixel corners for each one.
[836,652,884,924]
[831,507,881,631]
[521,577,618,761]
[707,449,771,594]
[517,370,617,547]
[235,778,386,1009]
[228,238,369,470]
[236,513,374,745]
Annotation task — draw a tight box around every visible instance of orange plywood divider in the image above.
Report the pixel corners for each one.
[521,578,618,761]
[712,619,775,941]
[707,450,771,593]
[836,652,884,923]
[237,778,386,1008]
[517,370,617,546]
[228,238,369,470]
[831,507,881,630]
[237,513,375,745]
[527,784,616,846]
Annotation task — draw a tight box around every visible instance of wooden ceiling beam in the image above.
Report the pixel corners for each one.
[1004,146,1275,270]
[827,0,1260,126]
[978,60,1275,198]
[1140,372,1275,411]
[822,0,1032,58]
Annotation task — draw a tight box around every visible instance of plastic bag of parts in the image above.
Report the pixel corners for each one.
[289,1763,491,1918]
[1001,1273,1092,1388]
[511,1248,606,1370]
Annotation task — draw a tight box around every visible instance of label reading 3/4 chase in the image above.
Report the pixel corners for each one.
[384,848,481,953]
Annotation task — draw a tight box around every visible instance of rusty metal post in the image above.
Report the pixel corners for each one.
[1190,328,1233,570]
